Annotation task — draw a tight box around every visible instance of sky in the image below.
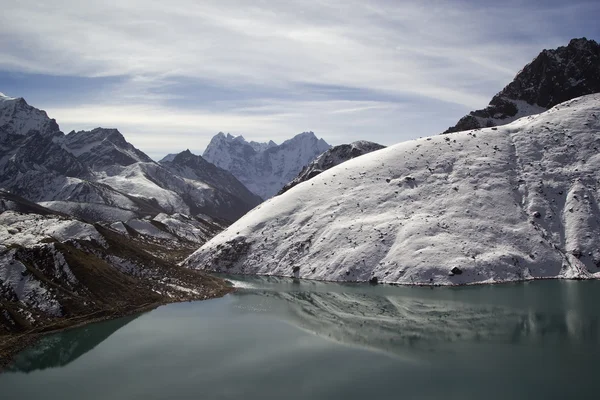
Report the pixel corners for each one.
[1,0,599,160]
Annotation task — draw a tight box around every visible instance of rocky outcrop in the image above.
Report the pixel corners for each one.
[444,38,600,133]
[279,141,385,195]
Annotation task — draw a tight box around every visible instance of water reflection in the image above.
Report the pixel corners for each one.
[230,277,600,356]
[9,314,140,373]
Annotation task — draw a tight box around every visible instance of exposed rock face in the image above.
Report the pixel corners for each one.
[0,195,230,336]
[63,128,154,169]
[184,94,600,286]
[444,38,600,133]
[159,150,263,220]
[279,141,385,195]
[203,131,331,199]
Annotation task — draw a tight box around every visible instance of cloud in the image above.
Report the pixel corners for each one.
[1,0,598,158]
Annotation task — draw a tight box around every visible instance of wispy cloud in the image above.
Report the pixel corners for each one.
[1,0,598,158]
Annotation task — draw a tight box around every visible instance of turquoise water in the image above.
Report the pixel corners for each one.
[1,277,599,399]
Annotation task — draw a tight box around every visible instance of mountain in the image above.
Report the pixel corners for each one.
[278,141,385,195]
[203,131,331,199]
[159,149,262,219]
[444,38,600,133]
[63,128,153,169]
[0,191,230,338]
[183,94,600,285]
[0,95,260,222]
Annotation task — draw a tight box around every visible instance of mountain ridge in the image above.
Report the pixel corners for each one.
[183,93,600,285]
[203,131,331,199]
[444,37,600,133]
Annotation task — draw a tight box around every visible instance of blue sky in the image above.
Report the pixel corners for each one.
[1,0,599,160]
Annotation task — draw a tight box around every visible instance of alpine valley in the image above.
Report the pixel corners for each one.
[3,36,600,368]
[0,92,332,359]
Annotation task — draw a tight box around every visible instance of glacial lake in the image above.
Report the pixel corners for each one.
[2,276,599,399]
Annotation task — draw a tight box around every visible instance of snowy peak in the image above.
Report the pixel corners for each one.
[0,93,59,137]
[203,131,331,199]
[63,127,153,168]
[158,149,263,219]
[444,37,600,133]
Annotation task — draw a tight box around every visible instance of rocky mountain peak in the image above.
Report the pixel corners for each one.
[63,127,153,168]
[0,92,59,137]
[203,131,331,199]
[444,37,600,133]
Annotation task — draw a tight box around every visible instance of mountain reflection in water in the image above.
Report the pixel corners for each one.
[228,276,600,355]
[9,314,140,373]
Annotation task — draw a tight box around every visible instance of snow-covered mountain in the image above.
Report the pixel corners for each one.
[0,191,230,335]
[203,131,331,199]
[63,128,154,169]
[278,141,385,195]
[0,95,260,222]
[183,93,600,285]
[444,38,600,133]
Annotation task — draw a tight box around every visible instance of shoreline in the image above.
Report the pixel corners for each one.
[215,270,597,288]
[0,282,234,371]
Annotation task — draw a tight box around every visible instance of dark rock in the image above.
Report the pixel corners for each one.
[278,141,385,195]
[443,38,600,134]
[369,276,379,285]
[450,267,463,275]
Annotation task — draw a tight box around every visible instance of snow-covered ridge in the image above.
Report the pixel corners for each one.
[203,131,331,199]
[0,93,57,137]
[279,140,385,195]
[184,94,600,285]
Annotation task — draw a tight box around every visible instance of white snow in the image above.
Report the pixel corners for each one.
[97,163,191,215]
[474,98,547,128]
[0,248,62,316]
[184,94,600,285]
[203,131,331,199]
[0,211,104,247]
[0,95,53,136]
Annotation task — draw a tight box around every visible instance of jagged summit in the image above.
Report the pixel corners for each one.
[0,94,263,222]
[0,93,58,137]
[63,127,154,168]
[444,37,600,133]
[203,131,331,199]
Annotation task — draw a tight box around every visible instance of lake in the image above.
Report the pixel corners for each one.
[1,276,599,399]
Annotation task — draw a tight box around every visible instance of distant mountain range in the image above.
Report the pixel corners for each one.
[0,93,261,222]
[444,37,600,133]
[203,131,331,199]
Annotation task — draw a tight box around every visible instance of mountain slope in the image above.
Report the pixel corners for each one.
[183,94,600,285]
[160,149,262,205]
[279,141,385,195]
[444,38,600,133]
[63,128,154,169]
[203,131,331,199]
[0,200,229,337]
